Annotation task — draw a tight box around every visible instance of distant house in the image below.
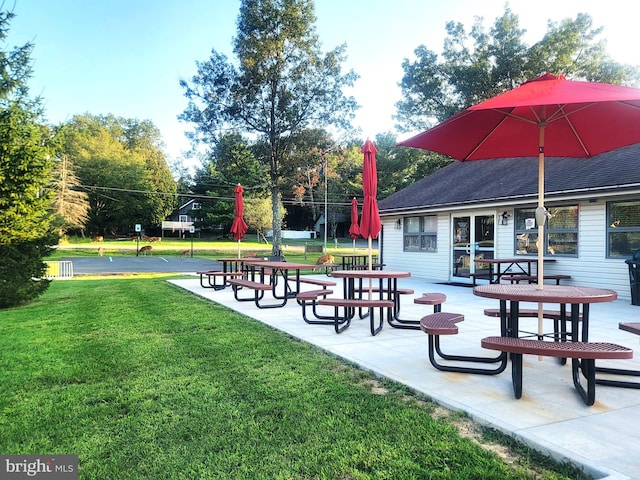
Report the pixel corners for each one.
[378,143,640,300]
[162,199,200,237]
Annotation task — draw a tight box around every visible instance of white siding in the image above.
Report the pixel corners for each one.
[381,200,634,300]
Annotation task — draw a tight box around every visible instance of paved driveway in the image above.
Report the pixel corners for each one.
[61,256,221,275]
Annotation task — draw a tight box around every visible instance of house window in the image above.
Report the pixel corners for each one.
[607,200,640,258]
[403,216,437,252]
[192,202,201,210]
[179,215,188,223]
[514,206,578,256]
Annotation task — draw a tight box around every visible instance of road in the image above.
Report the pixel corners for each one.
[61,256,222,275]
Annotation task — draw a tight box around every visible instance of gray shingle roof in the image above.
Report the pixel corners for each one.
[378,143,640,213]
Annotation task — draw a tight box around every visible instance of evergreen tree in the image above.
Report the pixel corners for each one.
[0,9,58,308]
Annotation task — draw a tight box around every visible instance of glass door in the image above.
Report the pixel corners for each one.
[451,213,495,283]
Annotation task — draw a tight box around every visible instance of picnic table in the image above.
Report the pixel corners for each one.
[472,257,555,285]
[321,270,411,335]
[474,284,629,405]
[228,260,316,308]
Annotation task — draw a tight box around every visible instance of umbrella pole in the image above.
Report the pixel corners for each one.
[537,123,546,359]
[353,239,356,253]
[368,236,373,299]
[237,240,241,258]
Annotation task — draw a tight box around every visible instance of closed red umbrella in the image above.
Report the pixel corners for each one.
[399,73,640,335]
[360,139,381,272]
[348,197,360,253]
[229,183,248,258]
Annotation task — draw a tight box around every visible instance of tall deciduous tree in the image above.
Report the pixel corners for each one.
[180,0,358,257]
[396,7,640,131]
[60,114,177,236]
[0,9,58,308]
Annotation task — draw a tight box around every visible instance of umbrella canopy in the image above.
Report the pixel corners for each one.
[360,140,381,275]
[349,197,360,240]
[399,73,640,285]
[360,140,381,240]
[229,184,248,257]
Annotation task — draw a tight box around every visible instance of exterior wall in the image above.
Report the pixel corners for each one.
[381,200,634,301]
[381,215,451,283]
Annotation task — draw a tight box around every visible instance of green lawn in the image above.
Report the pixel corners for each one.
[49,235,371,264]
[0,277,584,479]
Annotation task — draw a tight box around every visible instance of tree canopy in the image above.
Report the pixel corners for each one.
[396,7,640,131]
[59,114,177,236]
[180,0,358,256]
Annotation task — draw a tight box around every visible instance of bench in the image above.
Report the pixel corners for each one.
[502,274,571,285]
[228,278,286,309]
[420,313,507,374]
[351,263,386,270]
[468,272,491,286]
[296,289,334,325]
[483,308,582,342]
[304,243,324,260]
[482,336,633,405]
[197,270,244,290]
[316,263,339,275]
[317,298,394,335]
[288,276,336,289]
[414,292,447,313]
[353,286,415,329]
[595,322,640,389]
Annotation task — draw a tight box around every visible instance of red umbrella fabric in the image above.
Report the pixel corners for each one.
[399,73,640,282]
[360,139,381,240]
[360,140,381,275]
[229,184,248,256]
[349,197,360,240]
[398,73,640,336]
[399,73,640,161]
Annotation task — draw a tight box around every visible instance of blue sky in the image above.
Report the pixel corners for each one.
[7,0,638,167]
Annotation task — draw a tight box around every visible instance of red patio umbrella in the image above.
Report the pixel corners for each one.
[229,183,248,258]
[360,139,381,271]
[398,73,640,335]
[348,197,360,253]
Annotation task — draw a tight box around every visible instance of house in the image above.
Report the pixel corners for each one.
[377,143,640,300]
[161,199,200,238]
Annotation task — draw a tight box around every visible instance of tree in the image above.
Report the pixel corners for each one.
[60,114,177,236]
[0,9,58,308]
[180,0,358,257]
[244,196,286,244]
[190,132,266,234]
[50,152,90,236]
[396,7,640,131]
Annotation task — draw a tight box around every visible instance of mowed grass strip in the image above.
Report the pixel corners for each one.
[0,278,582,479]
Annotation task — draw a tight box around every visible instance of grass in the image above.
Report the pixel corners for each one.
[48,235,374,265]
[0,277,586,479]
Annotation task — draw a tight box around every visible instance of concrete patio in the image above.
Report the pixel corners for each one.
[169,274,640,479]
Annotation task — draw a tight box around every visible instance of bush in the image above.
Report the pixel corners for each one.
[0,234,58,309]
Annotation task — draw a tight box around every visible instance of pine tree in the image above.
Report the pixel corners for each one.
[0,9,58,309]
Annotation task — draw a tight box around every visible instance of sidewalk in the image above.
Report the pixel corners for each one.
[169,275,640,480]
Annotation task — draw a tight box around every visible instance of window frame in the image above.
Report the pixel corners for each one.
[403,215,437,252]
[513,205,579,257]
[606,200,640,258]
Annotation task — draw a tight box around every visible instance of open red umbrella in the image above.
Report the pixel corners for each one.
[360,139,381,271]
[348,197,360,253]
[229,183,248,258]
[399,73,640,336]
[399,73,640,285]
